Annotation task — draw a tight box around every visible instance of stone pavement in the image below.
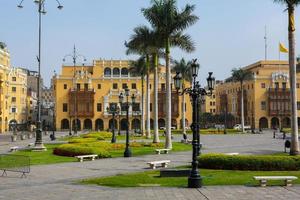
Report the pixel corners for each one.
[0,130,299,200]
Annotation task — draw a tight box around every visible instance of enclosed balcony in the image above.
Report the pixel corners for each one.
[268,88,290,117]
[69,89,95,118]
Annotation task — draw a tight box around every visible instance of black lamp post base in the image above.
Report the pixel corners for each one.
[188,176,202,188]
[124,149,132,157]
[111,137,116,143]
[32,143,47,151]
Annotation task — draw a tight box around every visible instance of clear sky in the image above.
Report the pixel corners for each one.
[0,0,298,87]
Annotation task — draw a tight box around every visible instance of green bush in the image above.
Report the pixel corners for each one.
[69,138,98,143]
[83,132,112,139]
[198,153,300,171]
[53,144,111,158]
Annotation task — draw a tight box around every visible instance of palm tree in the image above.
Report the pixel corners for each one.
[142,0,198,149]
[172,58,191,140]
[129,57,147,136]
[125,25,160,140]
[231,68,253,133]
[274,0,300,155]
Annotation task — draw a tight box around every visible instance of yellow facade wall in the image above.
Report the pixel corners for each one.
[54,59,192,131]
[216,60,299,129]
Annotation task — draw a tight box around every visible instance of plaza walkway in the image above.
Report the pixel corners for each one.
[0,130,299,200]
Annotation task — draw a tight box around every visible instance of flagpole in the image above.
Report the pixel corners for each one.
[279,42,281,61]
[264,25,267,61]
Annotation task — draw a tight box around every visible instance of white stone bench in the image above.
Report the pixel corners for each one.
[147,160,170,169]
[75,154,98,162]
[224,153,239,155]
[10,146,19,152]
[253,176,298,187]
[155,149,170,154]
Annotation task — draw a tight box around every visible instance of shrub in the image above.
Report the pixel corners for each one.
[83,132,112,139]
[142,142,164,148]
[110,143,125,150]
[130,142,143,148]
[53,144,111,158]
[198,153,300,171]
[69,138,98,143]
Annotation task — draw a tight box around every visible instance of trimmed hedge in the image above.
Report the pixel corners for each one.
[53,144,111,158]
[198,153,300,171]
[69,137,104,144]
[83,132,112,139]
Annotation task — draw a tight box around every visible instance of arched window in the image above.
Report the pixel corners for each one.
[104,68,111,77]
[121,68,129,77]
[113,68,120,77]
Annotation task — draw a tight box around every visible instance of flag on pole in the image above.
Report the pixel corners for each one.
[279,43,288,53]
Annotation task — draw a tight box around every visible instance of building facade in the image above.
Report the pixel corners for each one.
[54,59,192,132]
[201,86,217,114]
[215,60,300,129]
[0,43,29,132]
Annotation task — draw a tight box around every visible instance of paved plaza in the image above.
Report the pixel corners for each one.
[0,131,299,200]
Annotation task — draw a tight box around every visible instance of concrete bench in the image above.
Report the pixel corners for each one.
[147,160,170,169]
[224,152,239,155]
[155,149,170,154]
[75,154,98,162]
[253,176,298,187]
[10,146,19,152]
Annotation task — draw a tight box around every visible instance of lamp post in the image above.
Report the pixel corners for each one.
[173,59,215,188]
[119,87,136,157]
[107,104,119,143]
[17,0,63,151]
[50,105,56,140]
[63,45,86,136]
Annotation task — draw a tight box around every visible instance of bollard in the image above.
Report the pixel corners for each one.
[273,131,275,139]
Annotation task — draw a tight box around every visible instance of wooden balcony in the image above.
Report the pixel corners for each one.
[158,90,179,118]
[69,89,95,118]
[268,88,290,117]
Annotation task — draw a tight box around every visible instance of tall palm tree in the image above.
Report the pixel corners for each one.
[125,25,160,140]
[274,0,300,155]
[142,0,198,149]
[172,58,192,140]
[129,57,147,136]
[231,68,253,133]
[152,53,161,143]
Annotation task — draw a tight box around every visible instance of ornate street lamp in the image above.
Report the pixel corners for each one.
[107,104,119,143]
[119,87,135,157]
[18,0,63,151]
[174,59,215,188]
[63,45,86,136]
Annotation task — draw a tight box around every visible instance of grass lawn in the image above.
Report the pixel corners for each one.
[13,142,191,165]
[81,169,300,187]
[109,142,192,158]
[14,144,77,165]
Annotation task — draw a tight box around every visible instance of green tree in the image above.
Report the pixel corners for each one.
[274,0,300,155]
[129,57,147,136]
[125,25,161,142]
[172,58,191,140]
[142,0,198,149]
[231,68,253,133]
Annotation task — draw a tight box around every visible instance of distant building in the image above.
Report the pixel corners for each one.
[0,43,30,132]
[215,60,299,129]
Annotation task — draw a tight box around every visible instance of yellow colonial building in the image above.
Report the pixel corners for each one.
[53,59,192,132]
[201,87,217,114]
[0,43,29,133]
[215,60,300,129]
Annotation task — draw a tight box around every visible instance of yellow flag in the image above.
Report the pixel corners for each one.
[279,43,288,53]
